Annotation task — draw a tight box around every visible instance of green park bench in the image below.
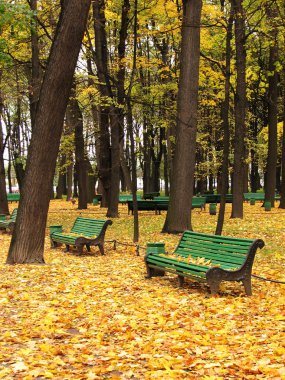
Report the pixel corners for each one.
[145,230,265,296]
[128,197,206,214]
[143,192,160,200]
[50,217,112,255]
[7,193,20,202]
[243,192,265,202]
[154,196,205,210]
[243,192,280,205]
[200,194,233,203]
[192,197,206,210]
[119,194,142,204]
[127,200,162,214]
[0,208,18,233]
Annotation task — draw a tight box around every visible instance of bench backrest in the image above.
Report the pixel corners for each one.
[119,194,142,202]
[175,230,256,269]
[244,192,265,201]
[71,217,107,237]
[128,200,157,209]
[143,192,160,199]
[192,197,206,205]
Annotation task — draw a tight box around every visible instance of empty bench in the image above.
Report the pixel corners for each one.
[0,208,18,233]
[50,217,112,255]
[145,230,265,295]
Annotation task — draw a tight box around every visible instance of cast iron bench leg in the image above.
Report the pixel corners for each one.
[50,239,58,248]
[78,245,84,254]
[65,244,70,252]
[145,266,165,278]
[98,243,105,255]
[178,275,184,287]
[241,276,252,296]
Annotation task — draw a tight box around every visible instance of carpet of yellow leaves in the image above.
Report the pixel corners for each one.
[0,200,285,379]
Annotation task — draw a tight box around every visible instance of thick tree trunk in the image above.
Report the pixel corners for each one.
[7,0,91,264]
[231,0,246,219]
[162,0,202,233]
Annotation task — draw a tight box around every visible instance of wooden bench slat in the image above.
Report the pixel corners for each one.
[182,230,254,244]
[177,244,250,260]
[179,239,250,253]
[175,249,245,268]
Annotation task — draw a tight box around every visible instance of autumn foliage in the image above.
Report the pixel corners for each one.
[0,200,285,379]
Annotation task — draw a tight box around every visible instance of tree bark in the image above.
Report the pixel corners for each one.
[231,0,246,219]
[162,0,202,233]
[7,0,91,264]
[0,71,9,215]
[265,10,278,207]
[29,0,42,130]
[279,67,285,208]
[66,85,88,209]
[216,6,233,235]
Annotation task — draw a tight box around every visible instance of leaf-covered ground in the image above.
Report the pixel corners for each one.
[0,200,285,379]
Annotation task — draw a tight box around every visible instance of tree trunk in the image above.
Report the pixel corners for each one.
[66,85,88,209]
[56,155,66,199]
[231,0,246,219]
[162,0,202,233]
[29,0,42,130]
[216,6,233,235]
[66,162,73,201]
[0,71,9,215]
[107,111,120,217]
[265,21,278,206]
[279,67,285,208]
[87,159,96,203]
[7,0,91,264]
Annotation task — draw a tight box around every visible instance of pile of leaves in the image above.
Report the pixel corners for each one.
[0,200,285,379]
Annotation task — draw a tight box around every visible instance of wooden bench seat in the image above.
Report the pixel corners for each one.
[0,208,18,233]
[50,217,112,255]
[145,230,265,295]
